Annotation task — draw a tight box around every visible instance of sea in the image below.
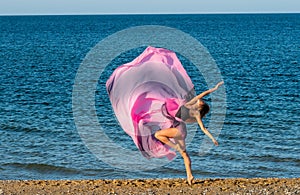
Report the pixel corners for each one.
[0,14,299,180]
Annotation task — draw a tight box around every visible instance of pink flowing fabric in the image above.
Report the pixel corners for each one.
[106,46,194,160]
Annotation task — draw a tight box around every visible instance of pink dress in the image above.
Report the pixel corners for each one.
[106,46,194,160]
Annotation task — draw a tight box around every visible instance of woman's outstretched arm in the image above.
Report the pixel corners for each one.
[196,115,218,146]
[185,81,224,107]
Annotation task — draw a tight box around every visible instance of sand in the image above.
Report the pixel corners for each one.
[0,178,299,195]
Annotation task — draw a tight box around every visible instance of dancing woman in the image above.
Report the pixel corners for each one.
[106,46,224,185]
[154,81,223,185]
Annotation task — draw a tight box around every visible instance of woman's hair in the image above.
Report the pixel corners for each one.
[199,101,210,119]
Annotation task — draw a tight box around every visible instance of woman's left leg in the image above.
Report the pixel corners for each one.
[154,127,180,151]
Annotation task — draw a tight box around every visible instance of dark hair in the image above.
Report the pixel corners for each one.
[199,102,210,119]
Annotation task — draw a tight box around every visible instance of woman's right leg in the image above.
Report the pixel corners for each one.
[180,150,194,185]
[155,128,194,185]
[174,138,194,185]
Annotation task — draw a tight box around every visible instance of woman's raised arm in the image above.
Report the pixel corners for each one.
[185,81,224,107]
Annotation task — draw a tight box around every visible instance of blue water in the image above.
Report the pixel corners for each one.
[0,14,299,180]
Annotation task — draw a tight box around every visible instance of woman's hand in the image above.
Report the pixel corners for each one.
[215,81,224,89]
[212,138,219,146]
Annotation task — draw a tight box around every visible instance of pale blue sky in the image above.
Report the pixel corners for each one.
[0,0,299,15]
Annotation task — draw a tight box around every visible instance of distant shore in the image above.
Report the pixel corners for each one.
[0,178,299,194]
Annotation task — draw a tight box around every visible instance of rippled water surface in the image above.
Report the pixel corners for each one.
[0,14,299,179]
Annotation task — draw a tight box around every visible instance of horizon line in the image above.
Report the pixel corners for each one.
[0,11,299,16]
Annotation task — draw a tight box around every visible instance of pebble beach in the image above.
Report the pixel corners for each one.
[0,178,299,195]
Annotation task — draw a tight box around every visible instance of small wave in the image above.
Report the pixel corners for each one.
[1,162,128,180]
[0,124,43,133]
[2,163,80,175]
[249,154,300,164]
[0,124,67,138]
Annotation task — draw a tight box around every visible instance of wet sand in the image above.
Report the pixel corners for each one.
[0,178,299,195]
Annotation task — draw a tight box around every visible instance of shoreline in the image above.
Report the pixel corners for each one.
[0,178,299,194]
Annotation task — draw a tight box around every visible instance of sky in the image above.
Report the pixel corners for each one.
[0,0,299,15]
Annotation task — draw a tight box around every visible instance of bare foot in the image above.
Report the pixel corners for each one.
[187,175,194,186]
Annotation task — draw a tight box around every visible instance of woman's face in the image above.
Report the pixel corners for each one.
[197,100,210,118]
[197,99,205,109]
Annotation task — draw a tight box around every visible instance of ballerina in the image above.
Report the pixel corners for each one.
[106,46,224,185]
[154,81,223,185]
